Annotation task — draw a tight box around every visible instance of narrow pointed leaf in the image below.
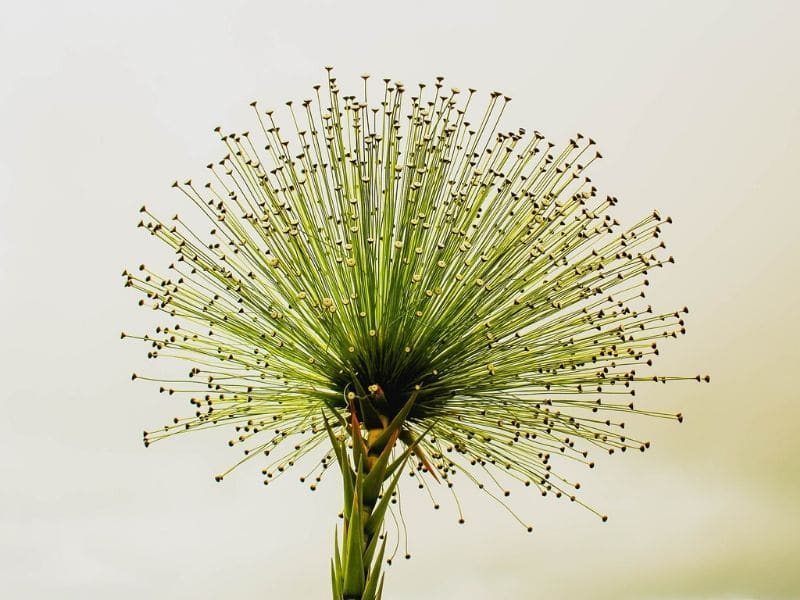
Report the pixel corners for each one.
[350,408,368,470]
[334,524,342,580]
[342,487,365,596]
[331,559,341,600]
[362,525,382,574]
[386,421,437,480]
[322,411,345,468]
[362,428,401,505]
[376,575,385,600]
[370,390,419,453]
[323,411,355,510]
[399,428,440,483]
[322,400,348,429]
[365,453,409,537]
[363,537,387,600]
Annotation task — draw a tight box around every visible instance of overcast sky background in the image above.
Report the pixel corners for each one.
[1,1,799,598]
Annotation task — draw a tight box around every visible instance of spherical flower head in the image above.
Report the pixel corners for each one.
[124,70,708,525]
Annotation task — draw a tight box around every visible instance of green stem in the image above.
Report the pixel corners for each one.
[326,392,420,600]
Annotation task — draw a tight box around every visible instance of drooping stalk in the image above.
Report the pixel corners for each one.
[325,389,425,600]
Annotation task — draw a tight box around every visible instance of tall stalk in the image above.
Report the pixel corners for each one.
[327,389,424,600]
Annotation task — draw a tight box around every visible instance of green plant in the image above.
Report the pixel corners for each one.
[123,69,708,599]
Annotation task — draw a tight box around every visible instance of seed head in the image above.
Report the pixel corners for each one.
[125,69,706,526]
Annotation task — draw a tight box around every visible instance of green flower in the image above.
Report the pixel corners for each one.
[124,68,707,598]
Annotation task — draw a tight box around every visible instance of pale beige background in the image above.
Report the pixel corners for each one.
[1,1,798,598]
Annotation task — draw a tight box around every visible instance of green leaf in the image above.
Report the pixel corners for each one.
[364,453,407,537]
[331,558,341,600]
[362,525,381,574]
[370,390,419,454]
[323,411,355,512]
[333,524,342,581]
[362,433,398,506]
[363,537,387,600]
[387,421,437,480]
[322,400,348,429]
[350,411,368,474]
[398,427,440,482]
[376,575,385,600]
[322,411,344,466]
[342,486,365,596]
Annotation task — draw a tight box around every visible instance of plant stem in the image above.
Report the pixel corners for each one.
[326,393,420,600]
